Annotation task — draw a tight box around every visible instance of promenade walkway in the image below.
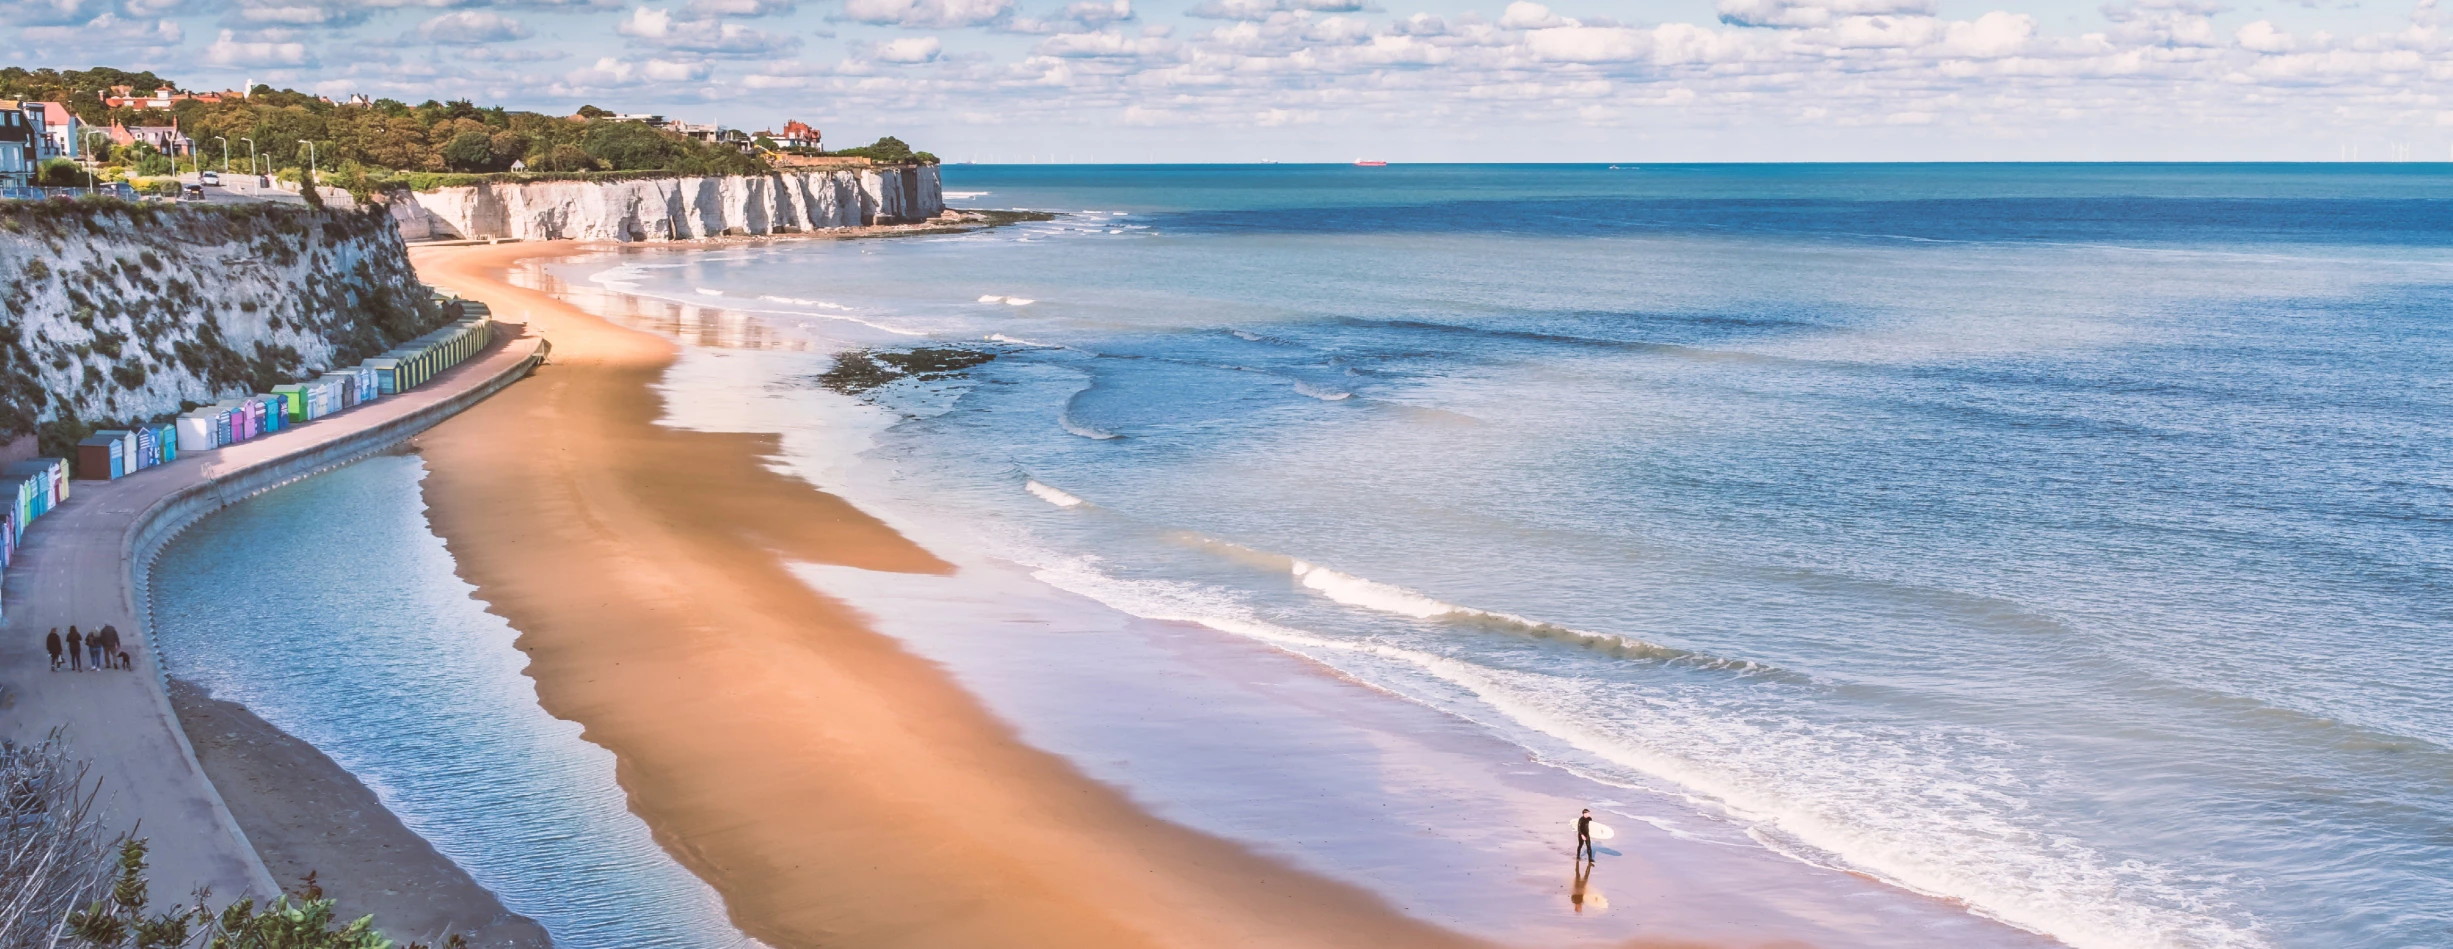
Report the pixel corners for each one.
[0,324,548,907]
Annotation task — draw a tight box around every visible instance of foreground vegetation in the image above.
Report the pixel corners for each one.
[0,67,938,196]
[0,736,450,949]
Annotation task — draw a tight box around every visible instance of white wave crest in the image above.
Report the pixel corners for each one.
[988,334,1061,348]
[758,295,851,310]
[695,287,724,296]
[1058,415,1120,440]
[978,294,1005,303]
[1293,382,1352,401]
[977,294,1037,305]
[1292,561,1459,618]
[943,190,990,199]
[1231,330,1265,341]
[1024,480,1086,508]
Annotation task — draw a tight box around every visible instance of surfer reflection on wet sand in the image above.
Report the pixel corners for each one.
[1570,809,1613,914]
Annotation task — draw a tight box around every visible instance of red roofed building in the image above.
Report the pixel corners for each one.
[758,120,820,151]
[102,86,226,110]
[107,121,192,155]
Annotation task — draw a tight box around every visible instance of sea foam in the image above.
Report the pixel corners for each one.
[1026,480,1088,508]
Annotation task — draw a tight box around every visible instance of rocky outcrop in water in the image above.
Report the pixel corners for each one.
[0,202,446,455]
[388,166,947,243]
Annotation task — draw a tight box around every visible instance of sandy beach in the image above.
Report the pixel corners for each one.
[405,240,1501,949]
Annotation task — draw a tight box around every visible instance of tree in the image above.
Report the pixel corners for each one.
[37,158,85,187]
[579,120,687,171]
[439,129,493,171]
[575,105,612,119]
[533,143,595,172]
[487,131,529,168]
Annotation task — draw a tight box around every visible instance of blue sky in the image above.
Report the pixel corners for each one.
[7,0,2451,161]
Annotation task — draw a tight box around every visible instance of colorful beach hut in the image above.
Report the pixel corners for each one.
[75,434,124,481]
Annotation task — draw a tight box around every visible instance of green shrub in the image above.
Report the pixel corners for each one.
[37,158,87,187]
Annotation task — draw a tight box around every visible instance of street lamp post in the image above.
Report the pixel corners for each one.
[240,138,257,180]
[81,129,109,195]
[297,140,316,200]
[213,136,228,175]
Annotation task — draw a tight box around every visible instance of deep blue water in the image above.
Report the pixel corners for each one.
[589,163,2438,949]
[569,165,2433,949]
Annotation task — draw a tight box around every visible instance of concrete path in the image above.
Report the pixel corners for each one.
[0,324,547,908]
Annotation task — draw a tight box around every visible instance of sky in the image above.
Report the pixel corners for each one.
[6,0,2453,161]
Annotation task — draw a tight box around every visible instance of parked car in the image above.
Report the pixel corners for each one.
[183,184,205,200]
[199,171,220,186]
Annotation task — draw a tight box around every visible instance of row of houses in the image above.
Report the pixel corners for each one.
[606,113,823,154]
[0,99,197,188]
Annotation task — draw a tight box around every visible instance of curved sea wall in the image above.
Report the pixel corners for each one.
[0,329,546,913]
[389,166,947,243]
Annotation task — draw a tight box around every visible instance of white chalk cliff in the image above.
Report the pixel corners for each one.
[388,166,947,242]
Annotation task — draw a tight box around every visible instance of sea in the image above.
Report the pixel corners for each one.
[155,164,2450,949]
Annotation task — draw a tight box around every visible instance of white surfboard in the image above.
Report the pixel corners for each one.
[1588,821,1615,840]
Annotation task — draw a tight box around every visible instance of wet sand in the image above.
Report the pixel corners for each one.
[169,679,552,949]
[405,241,1505,949]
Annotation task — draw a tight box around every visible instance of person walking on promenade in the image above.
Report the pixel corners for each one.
[45,629,62,671]
[86,630,104,671]
[98,626,120,670]
[65,627,82,672]
[1575,808,1596,862]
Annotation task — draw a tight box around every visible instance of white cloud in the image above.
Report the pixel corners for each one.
[417,9,530,42]
[2236,18,2297,51]
[1497,1,1566,28]
[619,4,801,53]
[838,0,1012,27]
[1525,24,1646,60]
[205,26,312,63]
[682,0,794,13]
[1036,26,1176,56]
[562,54,712,86]
[1717,0,1936,28]
[1185,0,1370,20]
[874,33,941,59]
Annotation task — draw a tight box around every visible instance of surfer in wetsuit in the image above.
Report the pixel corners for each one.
[1576,808,1595,861]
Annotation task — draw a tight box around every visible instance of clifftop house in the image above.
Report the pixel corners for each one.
[101,86,231,110]
[760,120,821,151]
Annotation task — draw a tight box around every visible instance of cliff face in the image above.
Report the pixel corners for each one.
[388,166,947,243]
[0,202,447,455]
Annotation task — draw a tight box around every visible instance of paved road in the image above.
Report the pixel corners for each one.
[0,325,545,907]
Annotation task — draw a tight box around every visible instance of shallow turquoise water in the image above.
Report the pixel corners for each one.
[149,454,757,949]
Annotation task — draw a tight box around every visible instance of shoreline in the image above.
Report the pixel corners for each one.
[407,240,1501,949]
[168,677,551,948]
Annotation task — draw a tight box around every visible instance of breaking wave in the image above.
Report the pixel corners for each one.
[1293,382,1352,401]
[1286,560,1772,672]
[1026,480,1087,508]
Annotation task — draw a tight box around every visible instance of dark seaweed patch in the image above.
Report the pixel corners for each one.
[817,345,999,394]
